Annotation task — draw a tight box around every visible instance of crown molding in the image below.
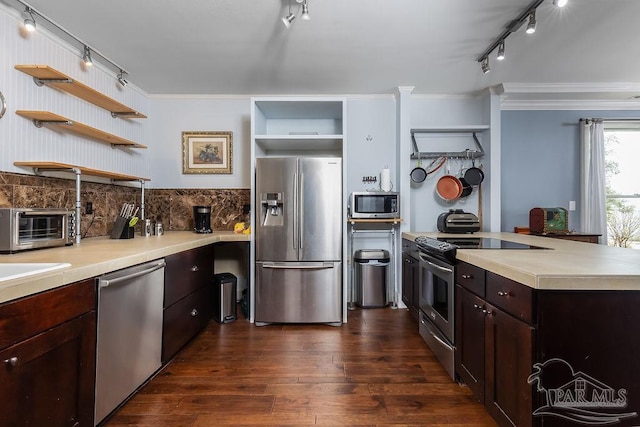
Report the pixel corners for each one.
[501,99,640,111]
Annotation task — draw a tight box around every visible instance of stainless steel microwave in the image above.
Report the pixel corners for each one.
[0,208,75,253]
[349,192,400,219]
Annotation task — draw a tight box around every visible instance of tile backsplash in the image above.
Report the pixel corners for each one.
[0,171,250,238]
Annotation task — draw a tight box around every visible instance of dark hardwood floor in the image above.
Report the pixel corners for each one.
[104,307,496,426]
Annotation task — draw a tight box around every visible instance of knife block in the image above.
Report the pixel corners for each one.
[119,226,135,239]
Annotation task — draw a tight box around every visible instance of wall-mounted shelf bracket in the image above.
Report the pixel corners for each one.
[33,77,73,87]
[32,118,73,128]
[410,128,487,160]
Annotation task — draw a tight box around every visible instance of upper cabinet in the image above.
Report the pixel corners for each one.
[252,98,345,157]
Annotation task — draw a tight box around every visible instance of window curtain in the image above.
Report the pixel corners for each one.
[580,119,607,244]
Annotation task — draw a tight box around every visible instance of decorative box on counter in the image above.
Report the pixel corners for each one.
[529,207,568,234]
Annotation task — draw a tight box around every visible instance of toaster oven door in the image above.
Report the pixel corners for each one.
[12,210,72,251]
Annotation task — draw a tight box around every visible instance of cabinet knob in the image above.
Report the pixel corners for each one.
[473,304,483,311]
[190,265,199,272]
[191,309,198,317]
[4,356,18,367]
[497,291,510,297]
[482,309,494,316]
[462,274,472,280]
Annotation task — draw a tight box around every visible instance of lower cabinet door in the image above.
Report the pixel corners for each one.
[162,285,214,363]
[485,302,535,427]
[0,313,96,427]
[455,285,486,402]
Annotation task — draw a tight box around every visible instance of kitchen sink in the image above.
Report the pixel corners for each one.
[0,263,71,283]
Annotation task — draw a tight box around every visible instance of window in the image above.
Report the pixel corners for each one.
[604,124,640,249]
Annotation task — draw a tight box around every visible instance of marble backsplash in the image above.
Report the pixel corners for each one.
[0,171,250,238]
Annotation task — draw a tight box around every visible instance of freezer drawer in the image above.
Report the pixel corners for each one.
[255,261,342,324]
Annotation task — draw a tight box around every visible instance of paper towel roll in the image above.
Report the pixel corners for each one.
[380,167,392,192]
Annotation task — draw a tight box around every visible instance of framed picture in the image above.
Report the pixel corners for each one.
[182,131,233,174]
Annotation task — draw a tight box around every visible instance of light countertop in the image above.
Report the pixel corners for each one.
[0,231,250,304]
[402,232,640,291]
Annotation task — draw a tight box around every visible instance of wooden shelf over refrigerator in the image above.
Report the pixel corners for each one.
[15,65,147,118]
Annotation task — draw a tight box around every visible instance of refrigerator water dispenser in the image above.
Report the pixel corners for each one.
[261,192,284,227]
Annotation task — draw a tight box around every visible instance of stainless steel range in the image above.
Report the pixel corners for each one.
[414,236,549,380]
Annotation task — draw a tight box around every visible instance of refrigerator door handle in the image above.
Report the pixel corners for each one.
[299,172,304,250]
[293,172,298,250]
[260,262,335,270]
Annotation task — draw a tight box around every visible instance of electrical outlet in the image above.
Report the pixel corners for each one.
[569,200,576,211]
[86,201,93,214]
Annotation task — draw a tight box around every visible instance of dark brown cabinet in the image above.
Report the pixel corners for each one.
[455,262,534,427]
[402,249,419,319]
[162,244,215,362]
[0,279,96,427]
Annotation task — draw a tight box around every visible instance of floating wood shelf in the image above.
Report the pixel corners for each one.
[15,65,147,118]
[16,111,147,149]
[14,161,150,182]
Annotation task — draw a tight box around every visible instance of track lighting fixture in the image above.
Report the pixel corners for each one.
[301,0,310,20]
[553,0,568,7]
[526,11,537,34]
[82,46,93,66]
[496,41,505,61]
[23,7,36,32]
[481,57,490,74]
[117,70,128,87]
[282,12,295,27]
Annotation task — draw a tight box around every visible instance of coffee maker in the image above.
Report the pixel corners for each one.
[193,206,212,233]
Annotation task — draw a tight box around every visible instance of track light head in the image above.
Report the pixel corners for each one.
[301,1,310,20]
[553,0,568,7]
[282,12,295,27]
[481,57,490,74]
[526,11,537,34]
[117,70,128,87]
[83,46,93,66]
[496,41,505,61]
[22,7,36,32]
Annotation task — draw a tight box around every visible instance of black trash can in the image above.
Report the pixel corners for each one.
[213,273,237,323]
[354,249,389,308]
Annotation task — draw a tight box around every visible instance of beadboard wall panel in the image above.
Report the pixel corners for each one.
[0,5,150,183]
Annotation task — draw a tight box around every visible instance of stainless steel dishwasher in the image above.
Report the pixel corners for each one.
[94,259,166,425]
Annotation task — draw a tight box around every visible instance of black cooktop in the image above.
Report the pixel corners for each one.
[438,237,549,250]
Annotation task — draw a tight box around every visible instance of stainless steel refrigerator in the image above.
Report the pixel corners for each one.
[255,157,342,325]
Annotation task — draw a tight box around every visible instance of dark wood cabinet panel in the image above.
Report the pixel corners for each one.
[162,285,214,362]
[456,262,486,297]
[455,285,486,402]
[485,302,534,427]
[486,271,534,325]
[164,245,214,307]
[0,311,96,427]
[402,252,419,319]
[0,279,95,350]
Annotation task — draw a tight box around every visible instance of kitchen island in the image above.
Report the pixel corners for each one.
[402,232,640,427]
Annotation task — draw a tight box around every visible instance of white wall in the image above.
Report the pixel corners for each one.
[0,6,150,183]
[147,96,251,188]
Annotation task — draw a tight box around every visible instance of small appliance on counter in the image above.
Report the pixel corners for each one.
[193,206,212,233]
[529,207,568,234]
[0,208,75,253]
[348,191,400,219]
[436,209,480,234]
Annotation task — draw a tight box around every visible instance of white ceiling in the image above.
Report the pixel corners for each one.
[5,0,640,104]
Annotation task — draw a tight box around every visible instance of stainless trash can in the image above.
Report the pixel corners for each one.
[213,273,237,323]
[354,249,389,308]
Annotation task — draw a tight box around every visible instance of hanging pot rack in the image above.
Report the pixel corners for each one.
[410,128,486,160]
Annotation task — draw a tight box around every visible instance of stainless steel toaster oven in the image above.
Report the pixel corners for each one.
[0,208,75,253]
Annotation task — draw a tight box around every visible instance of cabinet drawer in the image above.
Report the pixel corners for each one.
[0,279,95,350]
[162,285,213,362]
[486,272,534,324]
[164,245,214,307]
[456,262,485,297]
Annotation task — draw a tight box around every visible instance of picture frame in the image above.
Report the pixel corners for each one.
[182,131,233,174]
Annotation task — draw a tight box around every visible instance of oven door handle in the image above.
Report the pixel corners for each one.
[418,254,453,274]
[421,317,454,351]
